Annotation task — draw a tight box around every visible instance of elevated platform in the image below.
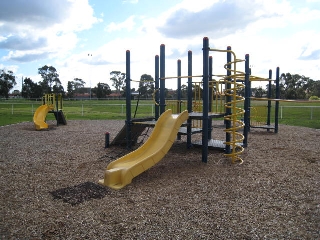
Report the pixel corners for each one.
[192,139,243,151]
[189,112,225,119]
[250,124,275,130]
[178,127,202,135]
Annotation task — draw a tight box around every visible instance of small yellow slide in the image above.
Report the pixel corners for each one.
[99,109,189,190]
[33,105,52,130]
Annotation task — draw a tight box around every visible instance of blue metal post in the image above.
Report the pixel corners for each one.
[275,67,280,133]
[248,67,252,132]
[202,37,209,163]
[208,56,213,140]
[155,55,160,120]
[160,44,166,115]
[187,50,192,148]
[125,50,131,149]
[177,59,182,140]
[225,46,232,154]
[177,59,182,112]
[243,54,250,147]
[267,69,272,130]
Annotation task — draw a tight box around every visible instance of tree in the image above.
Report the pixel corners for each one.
[280,73,308,99]
[0,69,17,99]
[181,84,188,99]
[253,86,266,98]
[38,65,62,93]
[21,77,42,99]
[93,82,111,99]
[110,71,125,94]
[310,81,320,97]
[67,78,86,98]
[138,74,154,99]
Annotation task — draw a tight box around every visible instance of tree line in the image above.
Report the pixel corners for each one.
[251,73,320,100]
[0,66,157,99]
[1,65,319,100]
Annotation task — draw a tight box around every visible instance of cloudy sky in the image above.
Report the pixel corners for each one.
[1,0,319,92]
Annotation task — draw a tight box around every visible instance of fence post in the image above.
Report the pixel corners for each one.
[280,106,283,119]
[82,104,84,116]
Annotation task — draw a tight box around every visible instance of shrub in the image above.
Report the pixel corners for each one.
[309,96,319,100]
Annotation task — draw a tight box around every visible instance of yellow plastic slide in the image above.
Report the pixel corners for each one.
[33,105,52,130]
[99,109,189,189]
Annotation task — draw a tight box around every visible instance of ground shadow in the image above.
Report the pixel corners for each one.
[50,181,109,206]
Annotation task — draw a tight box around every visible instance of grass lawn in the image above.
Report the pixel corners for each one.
[0,99,319,128]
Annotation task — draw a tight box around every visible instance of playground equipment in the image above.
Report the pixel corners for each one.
[101,36,285,189]
[111,37,250,164]
[33,94,67,130]
[243,68,280,133]
[99,109,188,189]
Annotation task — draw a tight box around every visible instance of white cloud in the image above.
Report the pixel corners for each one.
[4,0,320,92]
[0,0,100,62]
[105,16,136,32]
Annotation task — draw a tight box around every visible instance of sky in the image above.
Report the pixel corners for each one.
[1,0,320,92]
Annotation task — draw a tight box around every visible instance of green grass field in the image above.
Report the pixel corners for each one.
[0,99,319,128]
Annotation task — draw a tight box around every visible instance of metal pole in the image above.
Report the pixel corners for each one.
[126,50,132,149]
[243,54,250,147]
[208,56,213,140]
[177,59,181,113]
[225,46,232,154]
[160,44,166,115]
[56,94,59,126]
[187,50,192,148]
[155,55,160,120]
[209,56,213,112]
[275,67,280,133]
[202,37,209,163]
[267,69,272,130]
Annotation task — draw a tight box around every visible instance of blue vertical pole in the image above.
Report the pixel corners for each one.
[177,59,182,140]
[187,50,192,148]
[202,37,209,163]
[248,67,252,132]
[267,69,272,130]
[243,54,250,147]
[275,67,280,133]
[155,55,160,120]
[126,50,131,149]
[160,44,166,115]
[208,56,213,140]
[177,59,182,113]
[225,46,232,154]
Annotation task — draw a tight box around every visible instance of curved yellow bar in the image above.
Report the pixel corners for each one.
[99,109,189,190]
[33,105,52,130]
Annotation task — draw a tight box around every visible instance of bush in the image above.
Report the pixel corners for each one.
[309,96,319,100]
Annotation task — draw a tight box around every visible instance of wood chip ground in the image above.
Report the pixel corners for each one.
[0,120,319,239]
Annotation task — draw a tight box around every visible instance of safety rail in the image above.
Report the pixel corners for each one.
[192,81,225,114]
[42,94,63,111]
